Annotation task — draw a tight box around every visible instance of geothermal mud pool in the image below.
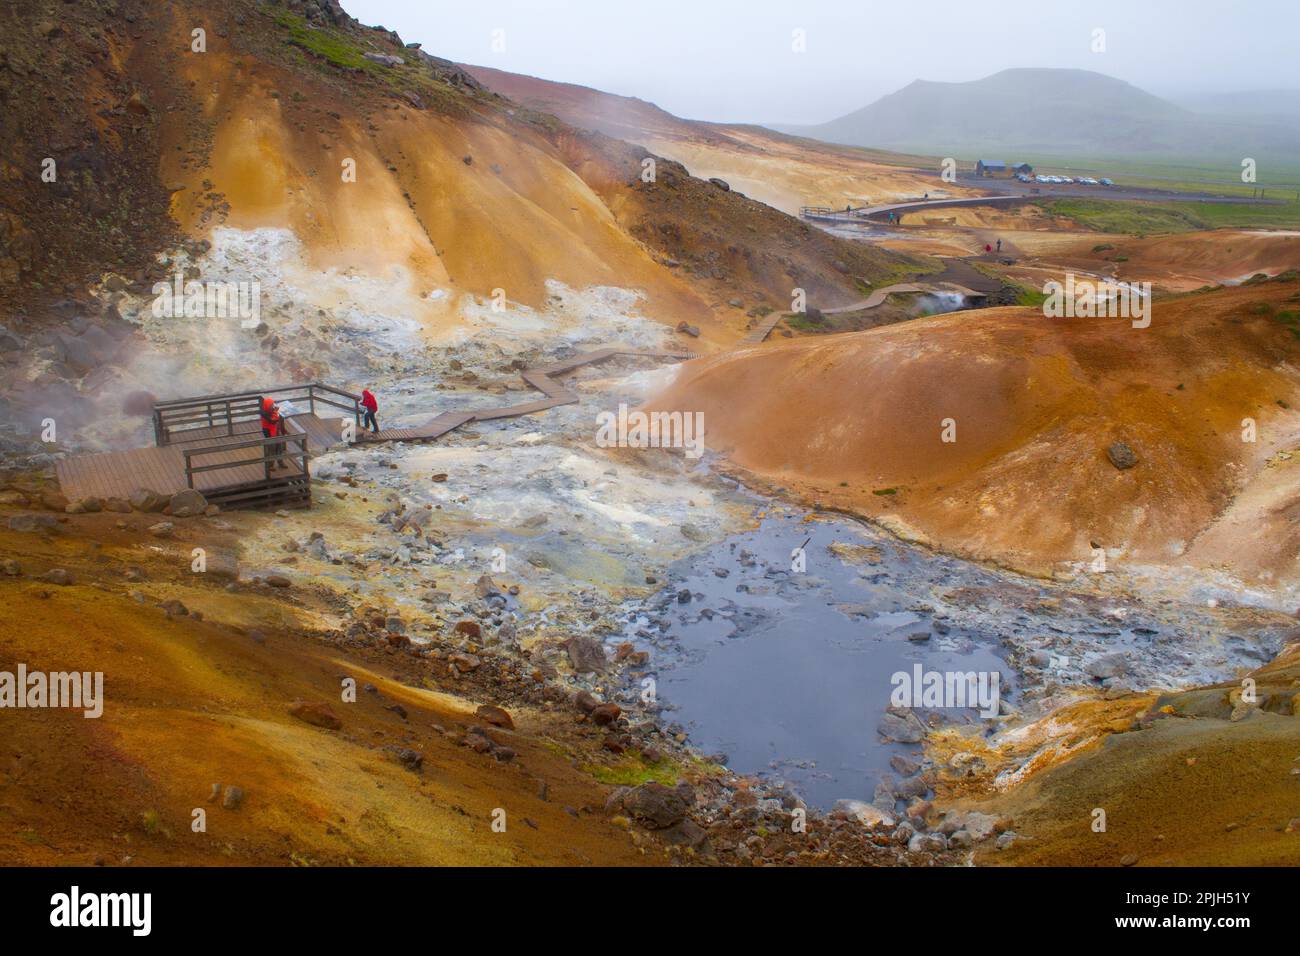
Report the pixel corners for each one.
[611,504,1294,811]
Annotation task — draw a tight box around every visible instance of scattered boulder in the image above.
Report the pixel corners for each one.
[65,497,102,514]
[708,177,730,191]
[622,782,688,829]
[148,521,174,538]
[168,489,208,518]
[1087,652,1128,680]
[660,818,708,848]
[288,700,342,730]
[129,488,168,513]
[448,652,481,673]
[877,709,927,743]
[908,832,948,854]
[590,703,622,726]
[385,746,423,772]
[832,799,895,829]
[475,704,514,729]
[221,786,244,810]
[565,635,607,674]
[1107,441,1138,470]
[454,620,482,639]
[40,568,73,586]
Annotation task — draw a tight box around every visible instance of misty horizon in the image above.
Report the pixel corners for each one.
[347,0,1300,125]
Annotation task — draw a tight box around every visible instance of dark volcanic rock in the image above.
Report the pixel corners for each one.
[622,782,688,829]
[1107,441,1138,470]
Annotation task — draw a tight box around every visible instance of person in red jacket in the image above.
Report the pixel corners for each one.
[260,396,285,470]
[360,388,379,433]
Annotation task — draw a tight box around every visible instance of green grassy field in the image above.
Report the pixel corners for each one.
[820,141,1300,199]
[1015,154,1300,198]
[1036,198,1300,233]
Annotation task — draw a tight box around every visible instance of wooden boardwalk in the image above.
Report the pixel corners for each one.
[56,412,340,505]
[358,348,689,445]
[740,312,786,345]
[55,350,691,510]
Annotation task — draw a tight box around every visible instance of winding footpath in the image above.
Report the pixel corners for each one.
[358,348,692,445]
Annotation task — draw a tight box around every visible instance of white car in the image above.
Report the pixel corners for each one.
[1036,175,1050,184]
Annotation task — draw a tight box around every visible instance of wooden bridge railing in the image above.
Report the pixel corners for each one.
[182,433,310,489]
[153,383,362,447]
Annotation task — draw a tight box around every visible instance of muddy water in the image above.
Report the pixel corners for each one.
[619,504,1291,810]
[622,508,1010,808]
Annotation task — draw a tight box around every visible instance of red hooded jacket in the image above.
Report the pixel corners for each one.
[361,389,378,412]
[260,397,282,436]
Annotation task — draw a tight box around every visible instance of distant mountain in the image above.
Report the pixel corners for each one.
[778,68,1300,162]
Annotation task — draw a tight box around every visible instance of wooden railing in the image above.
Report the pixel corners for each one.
[182,433,310,489]
[153,383,362,447]
[799,205,865,220]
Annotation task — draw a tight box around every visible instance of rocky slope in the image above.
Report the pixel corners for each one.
[464,63,974,217]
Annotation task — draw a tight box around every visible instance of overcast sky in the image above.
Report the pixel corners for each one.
[345,0,1299,124]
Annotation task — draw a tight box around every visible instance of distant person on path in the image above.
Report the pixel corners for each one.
[260,396,285,471]
[984,243,992,253]
[361,388,379,434]
[996,239,1002,252]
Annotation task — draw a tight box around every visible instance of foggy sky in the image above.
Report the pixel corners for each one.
[345,0,1299,125]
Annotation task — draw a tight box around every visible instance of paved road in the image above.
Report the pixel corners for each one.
[804,173,1285,226]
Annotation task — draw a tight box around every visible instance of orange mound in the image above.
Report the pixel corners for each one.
[1053,229,1300,291]
[648,281,1300,575]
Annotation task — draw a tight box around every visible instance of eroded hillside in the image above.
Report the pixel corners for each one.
[649,278,1300,586]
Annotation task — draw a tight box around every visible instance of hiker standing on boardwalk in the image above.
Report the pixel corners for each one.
[361,388,379,434]
[260,396,285,470]
[996,238,1002,252]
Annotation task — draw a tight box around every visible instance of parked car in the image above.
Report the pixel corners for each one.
[1060,176,1074,184]
[1035,175,1049,184]
[1099,178,1114,186]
